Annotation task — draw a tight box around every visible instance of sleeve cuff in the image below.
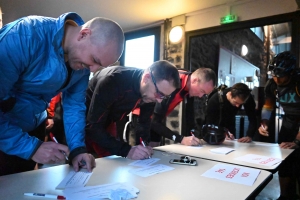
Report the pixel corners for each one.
[175,135,184,143]
[68,146,87,165]
[29,140,43,160]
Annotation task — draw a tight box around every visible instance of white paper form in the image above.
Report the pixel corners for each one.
[235,154,282,166]
[129,158,160,167]
[63,182,139,200]
[129,164,174,177]
[210,147,235,154]
[56,170,93,189]
[201,163,261,186]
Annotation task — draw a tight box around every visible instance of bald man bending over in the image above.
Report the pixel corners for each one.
[0,12,124,175]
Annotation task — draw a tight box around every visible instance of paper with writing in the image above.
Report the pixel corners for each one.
[56,170,93,189]
[235,154,282,166]
[63,182,139,200]
[129,158,160,167]
[210,147,235,154]
[201,163,261,186]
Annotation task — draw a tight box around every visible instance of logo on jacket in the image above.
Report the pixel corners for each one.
[172,135,176,141]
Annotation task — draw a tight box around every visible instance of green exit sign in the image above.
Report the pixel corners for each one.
[220,15,238,24]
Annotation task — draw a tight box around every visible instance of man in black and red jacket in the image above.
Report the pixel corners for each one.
[85,60,180,160]
[150,68,216,147]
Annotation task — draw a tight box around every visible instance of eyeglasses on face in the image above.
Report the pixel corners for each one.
[149,68,171,100]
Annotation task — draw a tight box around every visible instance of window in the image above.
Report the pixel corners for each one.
[120,26,161,68]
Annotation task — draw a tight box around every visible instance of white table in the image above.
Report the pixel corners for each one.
[154,140,294,172]
[0,150,272,200]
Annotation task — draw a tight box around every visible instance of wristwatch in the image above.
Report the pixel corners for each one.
[293,139,300,146]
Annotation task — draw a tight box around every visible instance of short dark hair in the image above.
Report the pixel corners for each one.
[230,83,251,102]
[149,60,180,88]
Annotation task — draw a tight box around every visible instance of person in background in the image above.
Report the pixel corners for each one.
[85,61,180,160]
[204,83,257,143]
[258,51,300,200]
[149,68,216,147]
[46,93,67,145]
[0,12,124,175]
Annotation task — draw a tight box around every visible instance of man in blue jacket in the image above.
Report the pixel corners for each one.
[0,12,124,175]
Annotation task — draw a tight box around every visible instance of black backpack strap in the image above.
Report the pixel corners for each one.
[217,85,226,127]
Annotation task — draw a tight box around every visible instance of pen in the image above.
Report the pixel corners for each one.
[49,133,69,160]
[139,137,151,158]
[190,131,195,137]
[24,193,66,199]
[225,129,233,140]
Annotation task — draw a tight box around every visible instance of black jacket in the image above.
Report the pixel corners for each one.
[206,88,257,138]
[85,66,154,157]
[151,71,190,143]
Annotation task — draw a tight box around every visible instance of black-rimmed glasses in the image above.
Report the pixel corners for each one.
[149,68,171,100]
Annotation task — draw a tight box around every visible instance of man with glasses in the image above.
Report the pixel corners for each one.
[85,60,180,159]
[258,51,300,200]
[149,68,216,147]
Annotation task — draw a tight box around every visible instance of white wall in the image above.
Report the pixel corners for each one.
[184,0,298,32]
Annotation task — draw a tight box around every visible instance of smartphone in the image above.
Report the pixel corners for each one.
[169,156,197,166]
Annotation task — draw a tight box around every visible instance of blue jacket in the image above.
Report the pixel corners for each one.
[0,13,90,159]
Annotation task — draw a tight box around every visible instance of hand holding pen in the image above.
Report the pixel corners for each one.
[259,123,269,137]
[225,129,234,140]
[31,138,69,164]
[140,137,151,159]
[49,133,69,161]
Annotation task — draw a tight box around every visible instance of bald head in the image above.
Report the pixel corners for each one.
[83,17,124,62]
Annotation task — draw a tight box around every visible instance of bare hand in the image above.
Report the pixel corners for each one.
[32,142,69,164]
[127,145,153,160]
[181,136,201,146]
[258,124,269,137]
[225,133,235,140]
[238,136,252,143]
[72,153,96,172]
[149,141,160,148]
[46,119,54,130]
[280,142,297,149]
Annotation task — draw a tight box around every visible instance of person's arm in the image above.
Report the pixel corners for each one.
[46,94,61,130]
[62,71,96,171]
[85,78,132,158]
[0,20,44,160]
[134,102,155,145]
[150,98,184,144]
[258,80,276,137]
[239,95,257,143]
[150,98,200,146]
